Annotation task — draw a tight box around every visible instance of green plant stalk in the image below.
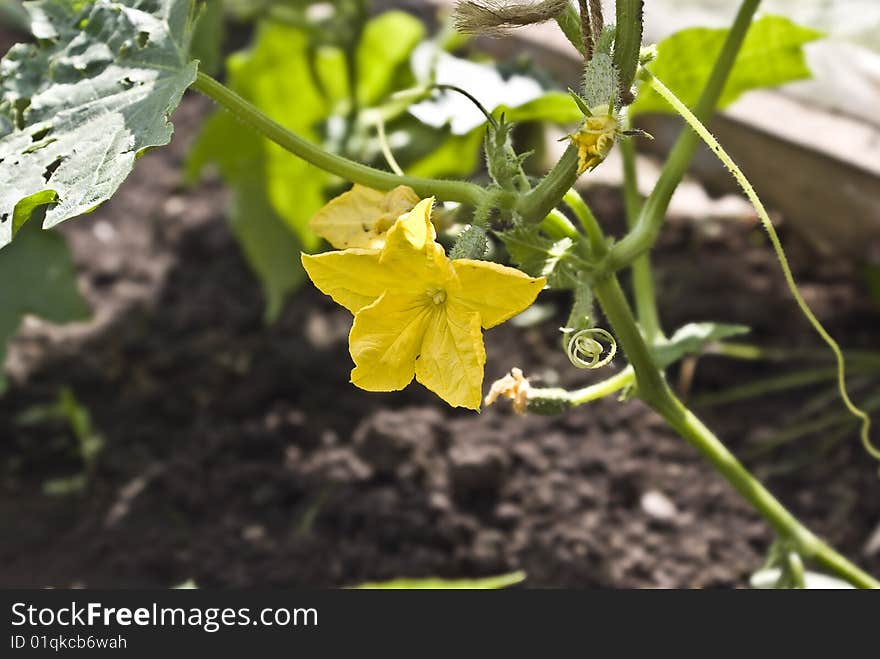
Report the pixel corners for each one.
[541,209,580,241]
[570,367,634,404]
[555,2,586,55]
[191,72,489,207]
[518,146,581,223]
[563,189,606,255]
[606,0,761,273]
[620,119,663,341]
[591,274,879,589]
[613,0,644,102]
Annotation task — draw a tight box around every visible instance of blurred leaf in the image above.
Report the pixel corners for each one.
[356,11,425,107]
[175,579,198,589]
[406,127,484,179]
[410,48,552,135]
[750,568,854,589]
[654,322,751,368]
[0,0,28,31]
[353,571,526,589]
[499,91,582,125]
[0,219,89,393]
[631,16,823,116]
[187,92,303,322]
[0,0,198,247]
[43,473,88,496]
[190,0,224,76]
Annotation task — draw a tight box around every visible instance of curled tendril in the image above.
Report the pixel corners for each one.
[562,327,617,369]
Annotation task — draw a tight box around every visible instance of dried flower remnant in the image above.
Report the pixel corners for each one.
[485,367,532,414]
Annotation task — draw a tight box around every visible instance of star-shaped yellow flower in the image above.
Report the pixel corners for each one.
[302,198,546,410]
[309,184,421,249]
[569,109,618,175]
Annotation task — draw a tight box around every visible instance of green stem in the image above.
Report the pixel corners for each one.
[620,117,663,341]
[591,274,879,589]
[606,0,760,272]
[518,146,581,223]
[563,189,606,256]
[191,72,487,206]
[570,367,634,404]
[555,2,586,55]
[541,209,580,241]
[613,0,644,103]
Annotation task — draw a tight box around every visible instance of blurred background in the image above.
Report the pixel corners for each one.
[1,0,878,588]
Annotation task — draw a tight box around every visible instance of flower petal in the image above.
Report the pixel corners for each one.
[382,197,436,256]
[452,259,546,329]
[301,249,398,314]
[309,184,420,249]
[415,301,486,410]
[349,291,433,392]
[379,198,455,289]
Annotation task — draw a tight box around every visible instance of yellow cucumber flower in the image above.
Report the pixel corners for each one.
[309,184,421,249]
[569,109,618,175]
[302,198,546,410]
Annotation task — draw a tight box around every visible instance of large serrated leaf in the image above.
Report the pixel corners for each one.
[0,0,198,247]
[631,15,823,116]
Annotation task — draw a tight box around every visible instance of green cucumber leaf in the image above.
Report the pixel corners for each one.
[654,322,751,368]
[631,15,823,116]
[0,0,199,247]
[0,218,89,393]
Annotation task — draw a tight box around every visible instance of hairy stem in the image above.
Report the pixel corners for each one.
[613,0,644,104]
[555,1,586,54]
[620,117,663,341]
[518,146,581,223]
[606,0,760,272]
[191,72,488,206]
[563,189,606,256]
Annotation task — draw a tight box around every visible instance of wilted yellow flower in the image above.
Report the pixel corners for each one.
[569,110,618,175]
[309,184,421,249]
[484,368,531,414]
[302,199,545,410]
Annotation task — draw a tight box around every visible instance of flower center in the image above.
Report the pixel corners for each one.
[426,287,447,305]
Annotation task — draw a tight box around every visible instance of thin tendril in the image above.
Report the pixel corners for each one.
[645,70,880,462]
[563,327,617,369]
[433,84,498,128]
[376,114,404,177]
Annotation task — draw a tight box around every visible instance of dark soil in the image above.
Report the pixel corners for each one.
[2,67,879,588]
